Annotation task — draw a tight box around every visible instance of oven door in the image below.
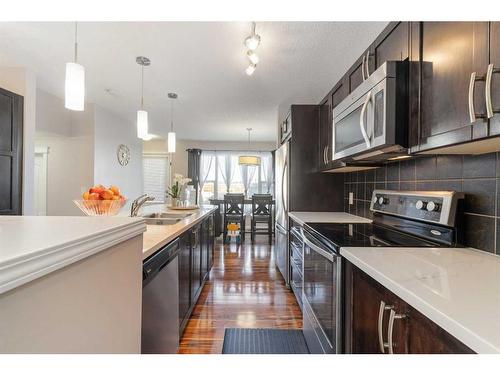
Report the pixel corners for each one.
[302,229,342,354]
[333,77,391,161]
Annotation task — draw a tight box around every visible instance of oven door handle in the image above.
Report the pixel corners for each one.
[302,234,334,262]
[359,90,372,148]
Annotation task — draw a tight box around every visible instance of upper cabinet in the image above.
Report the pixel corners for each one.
[372,22,409,69]
[413,22,491,151]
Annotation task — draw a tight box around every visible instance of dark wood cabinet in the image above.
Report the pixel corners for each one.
[487,22,500,136]
[347,263,473,354]
[413,22,490,151]
[190,224,202,302]
[0,87,23,215]
[178,231,191,330]
[177,213,215,335]
[372,22,409,70]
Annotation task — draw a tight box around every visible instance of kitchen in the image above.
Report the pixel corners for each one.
[1,2,500,373]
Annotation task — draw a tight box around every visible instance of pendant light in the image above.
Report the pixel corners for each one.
[65,22,85,111]
[136,56,151,140]
[239,128,261,166]
[167,92,177,153]
[244,22,261,51]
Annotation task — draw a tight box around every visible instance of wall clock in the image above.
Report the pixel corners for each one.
[117,144,130,166]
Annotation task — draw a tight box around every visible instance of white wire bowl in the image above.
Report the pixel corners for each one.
[73,199,127,216]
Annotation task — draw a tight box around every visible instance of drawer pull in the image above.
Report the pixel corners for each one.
[387,308,407,354]
[378,300,393,353]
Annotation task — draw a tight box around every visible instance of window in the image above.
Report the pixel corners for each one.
[199,150,273,204]
[143,153,171,203]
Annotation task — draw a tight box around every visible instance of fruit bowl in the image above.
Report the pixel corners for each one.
[74,199,127,216]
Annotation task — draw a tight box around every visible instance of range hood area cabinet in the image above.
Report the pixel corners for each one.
[318,22,411,172]
[411,22,500,154]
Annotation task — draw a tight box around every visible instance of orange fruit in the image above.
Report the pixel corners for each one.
[88,193,100,200]
[110,185,120,196]
[82,191,90,200]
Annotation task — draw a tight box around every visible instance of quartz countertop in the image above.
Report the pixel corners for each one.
[0,216,146,294]
[141,205,217,260]
[340,246,500,354]
[288,211,372,226]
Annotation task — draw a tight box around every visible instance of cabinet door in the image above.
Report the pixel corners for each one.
[372,22,409,69]
[207,214,215,269]
[408,306,473,354]
[351,266,408,354]
[190,225,202,302]
[418,22,489,151]
[201,219,208,280]
[489,22,500,136]
[178,232,191,329]
[0,88,23,215]
[318,95,332,171]
[347,54,366,93]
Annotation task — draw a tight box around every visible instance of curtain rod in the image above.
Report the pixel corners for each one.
[186,149,273,153]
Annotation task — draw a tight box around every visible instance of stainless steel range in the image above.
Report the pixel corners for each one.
[301,189,464,354]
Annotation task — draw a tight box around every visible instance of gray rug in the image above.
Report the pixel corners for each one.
[222,328,309,354]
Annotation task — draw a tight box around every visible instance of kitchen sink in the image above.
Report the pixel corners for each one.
[142,212,193,225]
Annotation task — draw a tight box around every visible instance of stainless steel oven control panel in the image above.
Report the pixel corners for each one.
[370,189,464,227]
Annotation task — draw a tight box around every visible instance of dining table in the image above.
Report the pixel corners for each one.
[208,198,275,237]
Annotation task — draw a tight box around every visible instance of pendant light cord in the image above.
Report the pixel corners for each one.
[170,99,174,132]
[251,22,256,36]
[74,22,78,63]
[141,65,144,109]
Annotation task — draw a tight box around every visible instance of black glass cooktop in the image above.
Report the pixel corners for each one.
[304,221,444,252]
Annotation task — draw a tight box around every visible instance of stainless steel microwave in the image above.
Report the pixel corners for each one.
[332,61,408,162]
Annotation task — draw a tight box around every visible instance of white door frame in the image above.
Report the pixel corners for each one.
[34,146,49,216]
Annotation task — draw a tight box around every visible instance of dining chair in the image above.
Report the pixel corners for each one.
[250,194,273,244]
[223,193,246,243]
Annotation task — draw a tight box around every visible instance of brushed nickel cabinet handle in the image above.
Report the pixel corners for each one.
[387,308,407,354]
[378,300,393,353]
[323,146,327,165]
[362,54,366,81]
[486,63,500,119]
[468,71,486,123]
[325,145,329,163]
[365,51,371,78]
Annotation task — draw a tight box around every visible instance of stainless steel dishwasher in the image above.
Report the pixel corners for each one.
[141,239,180,354]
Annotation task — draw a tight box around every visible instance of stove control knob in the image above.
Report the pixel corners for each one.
[426,201,439,212]
[415,200,426,210]
[372,196,378,204]
[378,196,388,205]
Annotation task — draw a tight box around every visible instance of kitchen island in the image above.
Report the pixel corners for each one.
[0,215,146,353]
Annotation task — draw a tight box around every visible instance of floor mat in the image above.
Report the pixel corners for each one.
[221,328,309,354]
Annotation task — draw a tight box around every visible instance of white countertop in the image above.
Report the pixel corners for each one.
[0,216,146,295]
[141,204,217,260]
[341,246,500,354]
[288,211,372,225]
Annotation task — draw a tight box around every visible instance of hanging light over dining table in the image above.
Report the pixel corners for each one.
[239,128,261,166]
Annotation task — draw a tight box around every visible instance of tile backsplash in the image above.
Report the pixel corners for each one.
[343,152,500,254]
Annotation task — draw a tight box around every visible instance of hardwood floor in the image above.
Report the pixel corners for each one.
[178,238,303,354]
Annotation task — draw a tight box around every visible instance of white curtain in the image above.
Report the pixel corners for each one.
[261,153,274,194]
[200,151,214,191]
[240,163,257,198]
[217,152,235,194]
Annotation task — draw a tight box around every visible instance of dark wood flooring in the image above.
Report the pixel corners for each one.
[178,238,303,354]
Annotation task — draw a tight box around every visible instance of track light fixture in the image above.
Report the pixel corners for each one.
[244,22,261,76]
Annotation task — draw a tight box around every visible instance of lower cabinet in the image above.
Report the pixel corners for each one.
[178,213,215,336]
[347,262,474,354]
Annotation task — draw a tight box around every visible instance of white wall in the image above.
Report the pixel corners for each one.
[35,90,94,216]
[143,139,276,177]
[93,105,143,211]
[0,67,37,215]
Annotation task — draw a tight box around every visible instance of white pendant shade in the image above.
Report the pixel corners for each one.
[239,155,261,166]
[137,110,149,139]
[65,62,85,111]
[167,131,176,153]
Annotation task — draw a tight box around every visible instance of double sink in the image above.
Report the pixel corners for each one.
[142,212,193,226]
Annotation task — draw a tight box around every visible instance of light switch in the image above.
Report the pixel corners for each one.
[349,192,354,205]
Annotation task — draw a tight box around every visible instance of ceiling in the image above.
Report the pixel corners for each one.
[0,22,388,142]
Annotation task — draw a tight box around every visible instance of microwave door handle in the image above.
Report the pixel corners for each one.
[359,91,372,148]
[361,54,366,81]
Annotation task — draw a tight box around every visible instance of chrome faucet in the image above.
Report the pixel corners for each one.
[130,194,155,217]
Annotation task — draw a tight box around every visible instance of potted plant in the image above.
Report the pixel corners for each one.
[167,174,192,207]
